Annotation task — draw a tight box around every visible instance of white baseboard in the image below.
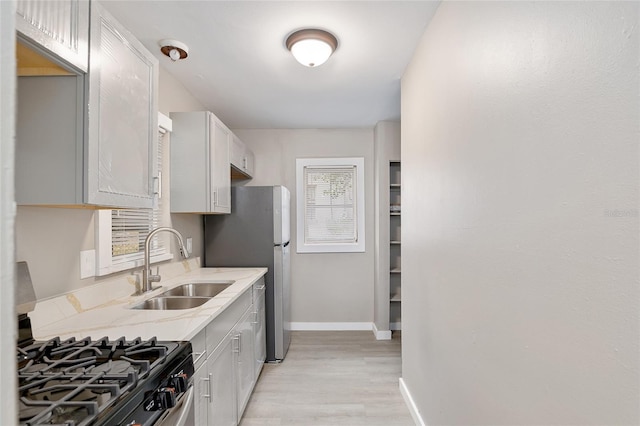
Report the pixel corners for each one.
[399,377,426,426]
[372,322,392,340]
[390,321,402,331]
[290,322,373,331]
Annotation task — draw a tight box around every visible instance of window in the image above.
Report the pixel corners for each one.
[296,157,365,253]
[95,117,172,276]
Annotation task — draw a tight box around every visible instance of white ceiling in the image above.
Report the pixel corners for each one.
[101,1,440,129]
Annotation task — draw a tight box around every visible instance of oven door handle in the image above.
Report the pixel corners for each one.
[174,385,195,426]
[157,384,195,426]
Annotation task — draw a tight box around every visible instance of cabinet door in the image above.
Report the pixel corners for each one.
[209,335,237,426]
[235,308,256,420]
[230,133,244,171]
[193,360,210,426]
[86,2,159,208]
[209,115,231,213]
[244,147,255,178]
[16,0,89,72]
[253,284,266,378]
[230,133,254,179]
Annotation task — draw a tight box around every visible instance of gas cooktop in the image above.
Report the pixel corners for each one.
[18,334,193,426]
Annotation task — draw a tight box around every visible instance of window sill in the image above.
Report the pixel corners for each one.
[96,253,174,277]
[297,242,365,253]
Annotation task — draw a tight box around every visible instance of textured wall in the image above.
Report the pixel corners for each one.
[401,1,639,424]
[1,0,17,423]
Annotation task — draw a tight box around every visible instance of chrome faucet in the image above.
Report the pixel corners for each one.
[141,227,190,293]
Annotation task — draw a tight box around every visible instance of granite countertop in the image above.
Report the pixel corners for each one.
[29,260,267,343]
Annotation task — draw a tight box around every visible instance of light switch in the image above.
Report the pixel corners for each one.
[80,249,96,279]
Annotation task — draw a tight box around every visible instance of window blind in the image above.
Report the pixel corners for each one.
[110,130,166,265]
[303,165,357,244]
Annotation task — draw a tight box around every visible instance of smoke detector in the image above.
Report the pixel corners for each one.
[159,39,189,61]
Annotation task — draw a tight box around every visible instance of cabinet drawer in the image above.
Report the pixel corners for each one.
[206,289,252,354]
[191,329,207,370]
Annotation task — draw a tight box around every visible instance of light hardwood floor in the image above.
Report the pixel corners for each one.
[239,331,414,426]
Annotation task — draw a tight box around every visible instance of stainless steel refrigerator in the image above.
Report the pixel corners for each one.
[204,186,291,362]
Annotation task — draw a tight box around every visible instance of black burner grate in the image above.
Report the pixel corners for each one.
[17,336,181,426]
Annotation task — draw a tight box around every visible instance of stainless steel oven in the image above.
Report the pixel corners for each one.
[155,383,195,426]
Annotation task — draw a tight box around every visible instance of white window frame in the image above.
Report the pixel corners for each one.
[95,113,173,276]
[296,157,365,253]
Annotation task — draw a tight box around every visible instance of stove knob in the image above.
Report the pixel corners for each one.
[152,388,177,410]
[168,373,188,393]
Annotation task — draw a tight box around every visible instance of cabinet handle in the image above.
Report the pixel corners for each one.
[193,351,206,365]
[233,334,241,353]
[202,373,212,402]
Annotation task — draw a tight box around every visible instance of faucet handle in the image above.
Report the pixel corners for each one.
[149,266,161,283]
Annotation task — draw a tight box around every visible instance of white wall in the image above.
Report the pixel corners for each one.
[1,0,17,422]
[401,1,639,424]
[15,67,205,300]
[234,129,375,325]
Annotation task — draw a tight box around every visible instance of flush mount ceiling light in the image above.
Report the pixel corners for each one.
[285,29,338,67]
[159,39,189,62]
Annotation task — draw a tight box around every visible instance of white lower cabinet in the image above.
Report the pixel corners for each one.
[235,309,255,419]
[193,358,210,426]
[253,282,267,378]
[209,335,237,426]
[192,279,265,425]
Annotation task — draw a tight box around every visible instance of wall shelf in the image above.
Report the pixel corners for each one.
[373,122,401,338]
[389,161,401,330]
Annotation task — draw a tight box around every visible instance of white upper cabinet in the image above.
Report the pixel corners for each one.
[16,0,90,72]
[170,111,231,214]
[86,2,159,208]
[15,1,159,209]
[230,133,254,179]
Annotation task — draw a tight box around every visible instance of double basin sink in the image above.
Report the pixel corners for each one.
[131,281,234,310]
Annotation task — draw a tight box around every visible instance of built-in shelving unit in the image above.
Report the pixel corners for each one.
[373,120,400,339]
[389,161,401,330]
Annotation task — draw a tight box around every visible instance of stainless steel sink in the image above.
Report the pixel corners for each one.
[131,296,211,310]
[160,281,234,298]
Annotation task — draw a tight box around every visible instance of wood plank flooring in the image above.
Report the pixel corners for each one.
[239,331,414,426]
